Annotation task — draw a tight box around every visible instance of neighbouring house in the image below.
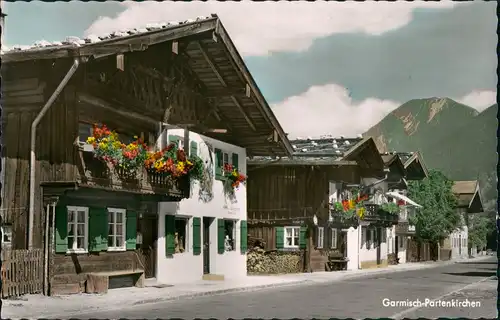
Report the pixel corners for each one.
[246,136,402,273]
[384,152,428,265]
[0,15,291,296]
[442,180,484,260]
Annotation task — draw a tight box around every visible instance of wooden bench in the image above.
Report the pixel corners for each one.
[86,269,145,294]
[326,258,349,271]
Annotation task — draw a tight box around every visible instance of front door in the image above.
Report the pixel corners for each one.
[138,215,157,279]
[203,217,213,274]
[376,228,381,265]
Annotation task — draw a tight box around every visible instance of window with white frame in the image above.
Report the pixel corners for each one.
[175,217,189,253]
[224,220,237,251]
[285,226,300,248]
[399,236,405,249]
[1,224,12,247]
[67,206,89,252]
[108,208,126,250]
[317,227,324,249]
[222,152,233,176]
[331,228,338,249]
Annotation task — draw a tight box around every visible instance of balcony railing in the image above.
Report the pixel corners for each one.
[76,148,185,197]
[364,204,399,225]
[329,210,359,227]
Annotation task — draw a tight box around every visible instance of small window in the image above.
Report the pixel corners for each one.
[285,226,300,248]
[1,224,12,246]
[78,122,93,143]
[222,152,232,176]
[224,220,236,251]
[175,217,189,253]
[67,206,89,253]
[108,208,126,251]
[399,236,405,249]
[317,227,324,249]
[331,228,338,249]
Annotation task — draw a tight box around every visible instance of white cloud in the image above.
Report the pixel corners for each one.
[455,90,497,112]
[271,84,401,138]
[85,1,457,57]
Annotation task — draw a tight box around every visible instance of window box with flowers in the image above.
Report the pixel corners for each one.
[330,189,368,226]
[213,148,247,197]
[81,124,205,196]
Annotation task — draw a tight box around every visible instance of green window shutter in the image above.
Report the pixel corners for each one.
[240,220,248,254]
[88,207,106,252]
[125,210,137,250]
[217,219,225,254]
[190,141,198,157]
[214,148,224,180]
[231,153,239,171]
[192,217,201,255]
[168,135,182,147]
[165,215,176,255]
[275,227,284,250]
[299,226,307,249]
[55,206,68,253]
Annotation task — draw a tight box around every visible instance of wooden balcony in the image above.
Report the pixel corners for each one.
[363,204,399,226]
[76,148,186,197]
[329,210,359,228]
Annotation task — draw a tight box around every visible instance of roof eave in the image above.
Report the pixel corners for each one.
[214,20,293,157]
[2,17,219,63]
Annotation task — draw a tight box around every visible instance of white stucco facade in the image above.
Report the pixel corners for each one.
[156,129,247,284]
[448,226,469,260]
[331,177,394,269]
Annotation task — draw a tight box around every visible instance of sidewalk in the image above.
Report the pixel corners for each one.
[1,255,492,319]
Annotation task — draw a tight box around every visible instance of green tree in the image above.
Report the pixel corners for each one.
[468,215,495,250]
[408,170,460,243]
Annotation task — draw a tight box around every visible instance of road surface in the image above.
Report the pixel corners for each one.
[64,257,497,319]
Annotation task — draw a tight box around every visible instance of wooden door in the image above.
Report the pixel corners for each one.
[203,217,212,274]
[376,228,381,265]
[138,216,157,279]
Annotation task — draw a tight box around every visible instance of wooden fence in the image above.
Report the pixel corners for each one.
[1,249,44,298]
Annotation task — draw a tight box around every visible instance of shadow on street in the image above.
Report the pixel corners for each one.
[443,271,496,277]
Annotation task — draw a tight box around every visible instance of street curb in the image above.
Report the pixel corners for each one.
[131,279,311,306]
[20,280,311,319]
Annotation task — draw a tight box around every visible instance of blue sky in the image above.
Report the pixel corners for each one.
[3,1,496,137]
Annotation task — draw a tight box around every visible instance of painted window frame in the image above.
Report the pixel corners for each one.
[66,206,89,254]
[331,228,338,249]
[222,152,232,176]
[399,236,405,249]
[284,226,300,248]
[224,219,237,251]
[317,227,324,249]
[107,207,127,252]
[175,216,190,254]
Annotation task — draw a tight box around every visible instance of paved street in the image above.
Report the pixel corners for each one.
[66,257,497,319]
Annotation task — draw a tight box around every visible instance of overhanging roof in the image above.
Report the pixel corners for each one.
[386,191,422,208]
[1,15,293,157]
[452,180,483,212]
[342,137,385,171]
[401,152,428,180]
